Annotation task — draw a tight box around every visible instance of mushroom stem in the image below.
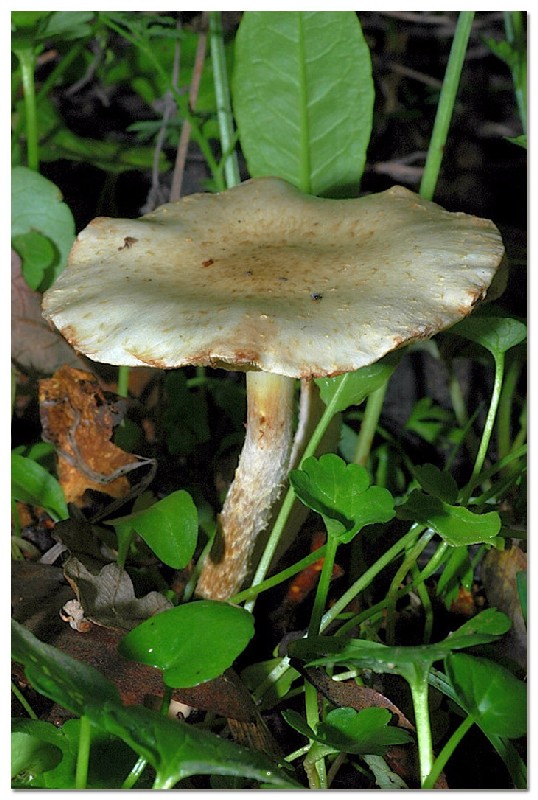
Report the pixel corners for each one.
[196,371,296,600]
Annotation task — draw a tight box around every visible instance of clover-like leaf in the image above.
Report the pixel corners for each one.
[396,489,501,546]
[413,463,458,504]
[290,454,394,542]
[316,358,397,415]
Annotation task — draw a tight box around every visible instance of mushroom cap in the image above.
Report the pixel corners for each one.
[42,178,504,379]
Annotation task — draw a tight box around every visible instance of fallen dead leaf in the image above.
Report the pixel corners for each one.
[39,365,153,506]
[11,250,85,374]
[62,556,172,631]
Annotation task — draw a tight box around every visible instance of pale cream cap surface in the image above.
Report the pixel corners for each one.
[42,178,504,378]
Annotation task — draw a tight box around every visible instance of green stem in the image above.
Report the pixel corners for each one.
[320,525,421,634]
[496,353,523,468]
[503,11,527,134]
[385,528,432,645]
[36,40,86,101]
[231,542,327,604]
[308,530,339,637]
[353,382,388,466]
[75,715,92,790]
[419,11,475,201]
[409,670,434,787]
[423,713,475,789]
[15,47,39,171]
[460,352,505,505]
[209,11,240,189]
[11,681,38,719]
[122,756,148,790]
[117,364,130,398]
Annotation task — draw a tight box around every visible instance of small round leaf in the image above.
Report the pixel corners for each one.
[119,601,255,687]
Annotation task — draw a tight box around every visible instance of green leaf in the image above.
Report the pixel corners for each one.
[283,706,412,756]
[316,358,396,415]
[11,721,63,786]
[413,463,458,504]
[10,230,57,290]
[290,454,394,541]
[101,701,299,789]
[445,653,527,739]
[288,609,511,680]
[451,314,527,359]
[11,166,75,290]
[11,620,120,717]
[396,489,501,546]
[506,134,527,149]
[108,490,198,569]
[12,621,297,790]
[119,600,255,688]
[11,452,68,521]
[317,707,413,754]
[233,11,374,196]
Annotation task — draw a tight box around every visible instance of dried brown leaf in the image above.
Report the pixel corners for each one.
[11,250,84,374]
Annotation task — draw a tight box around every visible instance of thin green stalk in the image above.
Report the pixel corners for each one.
[336,540,449,637]
[353,382,388,466]
[11,681,38,719]
[385,528,432,645]
[75,715,92,790]
[36,40,86,101]
[423,713,475,789]
[320,525,421,634]
[209,11,240,189]
[460,352,505,505]
[15,47,39,171]
[496,353,523,468]
[411,561,433,643]
[503,11,527,134]
[230,542,327,604]
[419,11,475,201]
[122,756,148,790]
[308,531,339,637]
[116,364,130,398]
[409,672,434,787]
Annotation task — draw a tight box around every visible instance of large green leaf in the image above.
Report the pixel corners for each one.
[119,600,255,687]
[101,702,299,789]
[396,489,501,546]
[233,11,374,196]
[289,609,512,681]
[11,167,75,290]
[315,358,397,415]
[11,452,68,521]
[108,490,198,570]
[445,653,527,739]
[11,621,299,790]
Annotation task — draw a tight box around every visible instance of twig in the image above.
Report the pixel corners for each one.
[169,14,208,201]
[141,20,182,213]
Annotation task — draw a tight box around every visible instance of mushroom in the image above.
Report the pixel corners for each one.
[42,177,504,600]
